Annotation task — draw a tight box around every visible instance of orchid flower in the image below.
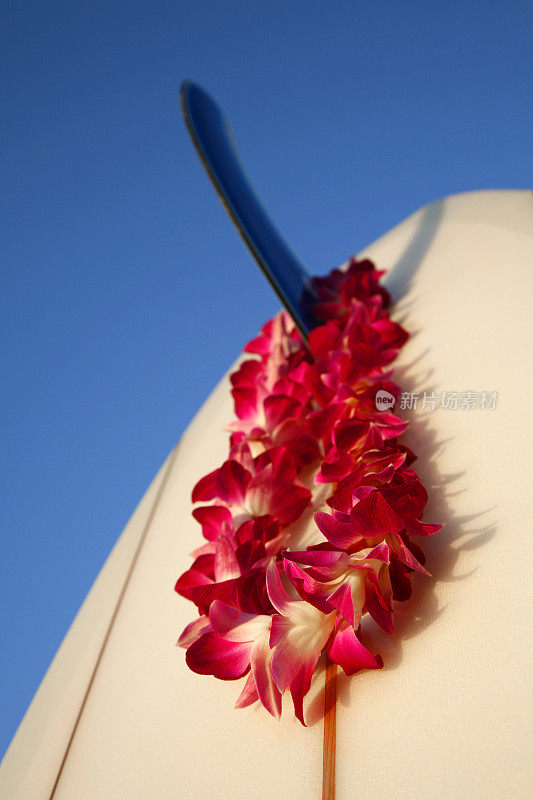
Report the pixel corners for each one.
[176,257,442,724]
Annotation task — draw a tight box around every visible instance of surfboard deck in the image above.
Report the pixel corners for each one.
[1,190,532,800]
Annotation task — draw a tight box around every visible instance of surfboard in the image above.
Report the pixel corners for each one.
[1,189,532,800]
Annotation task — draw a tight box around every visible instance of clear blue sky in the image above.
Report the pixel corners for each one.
[1,0,531,756]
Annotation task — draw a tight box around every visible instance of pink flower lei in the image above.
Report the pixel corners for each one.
[176,257,442,726]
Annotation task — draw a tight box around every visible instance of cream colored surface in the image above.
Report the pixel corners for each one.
[1,190,532,799]
[0,452,174,800]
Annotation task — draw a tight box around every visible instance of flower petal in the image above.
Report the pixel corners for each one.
[251,637,282,719]
[177,615,211,648]
[315,511,360,549]
[290,657,316,726]
[186,632,252,679]
[192,505,233,541]
[266,559,298,617]
[327,622,383,675]
[235,672,259,708]
[192,459,251,505]
[209,600,271,642]
[214,526,241,582]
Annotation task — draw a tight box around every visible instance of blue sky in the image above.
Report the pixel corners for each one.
[1,0,531,756]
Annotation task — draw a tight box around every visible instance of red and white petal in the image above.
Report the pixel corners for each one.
[192,459,251,505]
[270,600,335,693]
[209,600,271,643]
[315,511,360,550]
[290,657,317,726]
[389,532,431,575]
[192,504,233,541]
[264,394,301,431]
[266,559,301,617]
[177,615,211,648]
[186,632,252,680]
[214,526,241,582]
[327,622,383,675]
[349,491,404,538]
[250,636,282,720]
[234,672,260,709]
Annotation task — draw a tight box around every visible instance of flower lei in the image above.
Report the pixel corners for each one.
[176,257,442,725]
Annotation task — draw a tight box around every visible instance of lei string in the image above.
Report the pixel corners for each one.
[176,257,442,726]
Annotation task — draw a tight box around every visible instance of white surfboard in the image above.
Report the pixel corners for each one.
[1,189,532,800]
